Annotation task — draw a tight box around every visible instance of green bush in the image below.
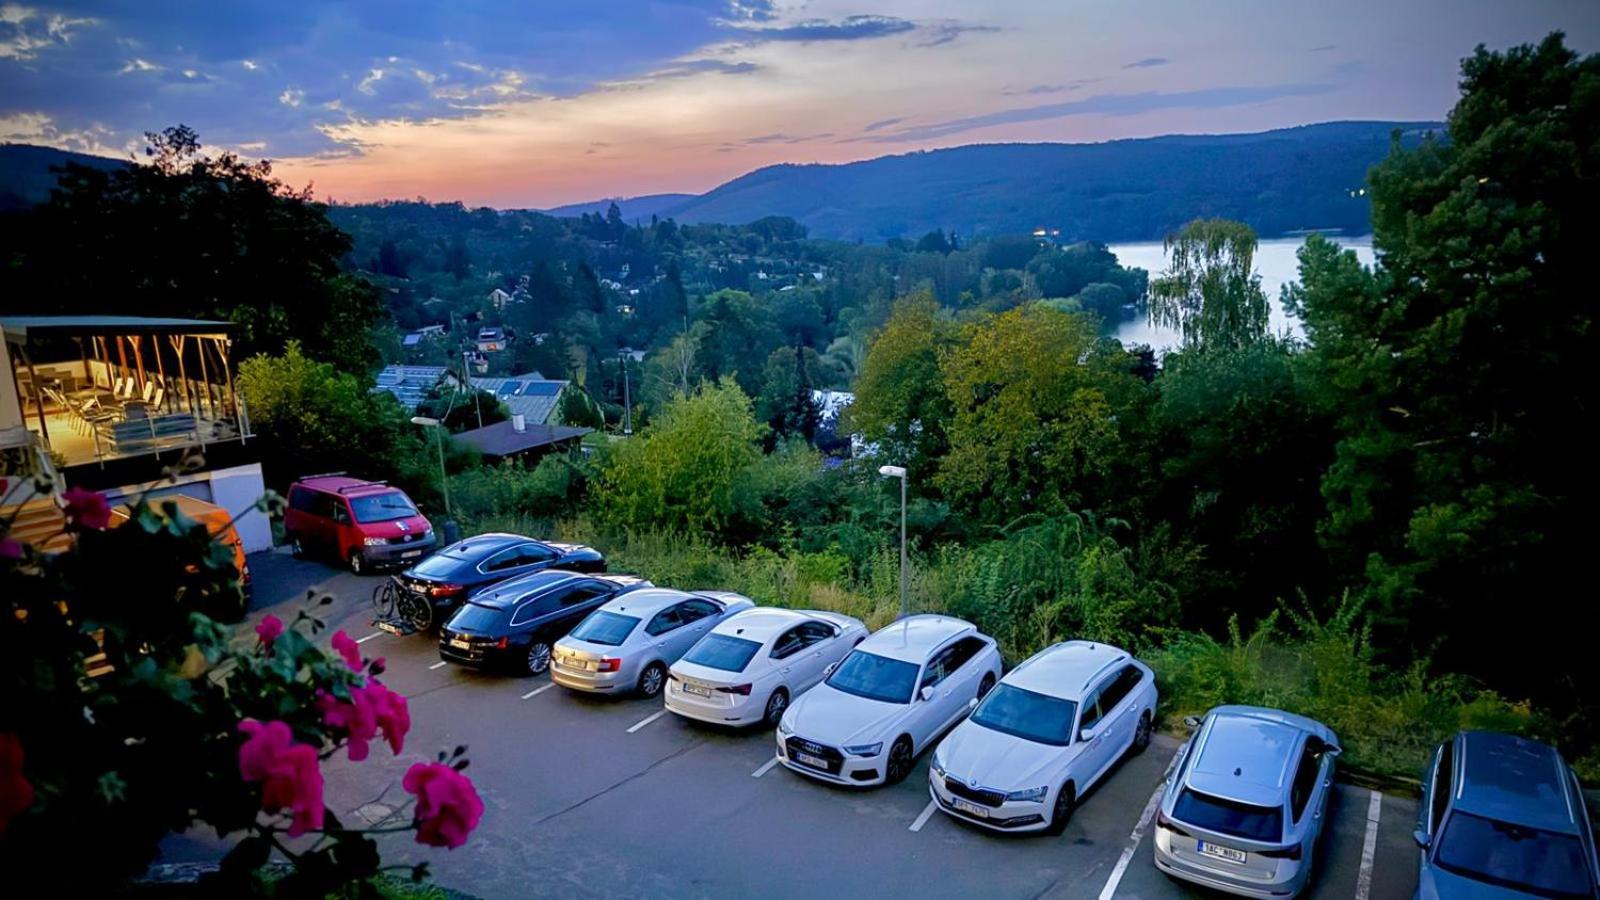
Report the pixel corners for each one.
[448,456,581,533]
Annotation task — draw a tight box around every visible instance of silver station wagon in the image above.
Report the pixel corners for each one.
[551,588,755,697]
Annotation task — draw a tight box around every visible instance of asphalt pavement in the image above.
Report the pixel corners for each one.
[161,549,1424,899]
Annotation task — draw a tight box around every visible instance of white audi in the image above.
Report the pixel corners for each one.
[776,615,1002,787]
[665,608,868,728]
[929,640,1157,834]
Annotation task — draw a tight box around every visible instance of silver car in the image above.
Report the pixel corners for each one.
[551,588,755,697]
[1153,705,1341,898]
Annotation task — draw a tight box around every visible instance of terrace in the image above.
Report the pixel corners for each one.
[1,315,251,469]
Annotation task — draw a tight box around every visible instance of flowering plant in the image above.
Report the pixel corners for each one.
[0,462,482,895]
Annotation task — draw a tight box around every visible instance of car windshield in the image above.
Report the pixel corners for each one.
[825,650,920,704]
[569,611,640,647]
[448,603,506,633]
[683,634,762,672]
[1435,811,1595,898]
[969,684,1078,746]
[349,492,419,523]
[410,551,470,578]
[1173,788,1284,843]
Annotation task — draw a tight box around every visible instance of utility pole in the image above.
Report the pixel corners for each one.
[463,350,482,429]
[879,465,909,619]
[619,351,633,435]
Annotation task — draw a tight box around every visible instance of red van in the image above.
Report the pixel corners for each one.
[283,475,436,574]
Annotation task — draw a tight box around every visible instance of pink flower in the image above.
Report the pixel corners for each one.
[0,538,22,561]
[237,719,324,837]
[254,614,284,646]
[403,762,483,849]
[62,486,112,531]
[365,681,410,755]
[0,733,35,839]
[317,688,378,761]
[330,630,362,671]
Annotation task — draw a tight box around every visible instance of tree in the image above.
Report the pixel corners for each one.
[848,294,956,475]
[1148,219,1268,352]
[693,289,779,397]
[1285,33,1600,732]
[757,344,821,443]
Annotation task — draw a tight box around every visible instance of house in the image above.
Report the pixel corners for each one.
[487,288,513,310]
[476,327,506,353]
[451,416,591,464]
[469,373,570,426]
[1,315,273,552]
[372,365,453,409]
[400,324,446,348]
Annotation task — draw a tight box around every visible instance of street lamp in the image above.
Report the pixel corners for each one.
[878,465,908,619]
[411,416,454,529]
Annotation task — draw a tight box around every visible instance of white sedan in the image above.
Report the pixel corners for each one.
[665,608,868,728]
[930,640,1157,834]
[776,615,1002,787]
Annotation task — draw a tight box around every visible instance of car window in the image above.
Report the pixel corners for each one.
[771,626,806,660]
[1430,739,1454,832]
[1174,788,1284,843]
[449,603,506,632]
[347,492,418,523]
[1435,812,1594,897]
[288,487,317,512]
[1290,739,1325,821]
[920,647,955,689]
[331,500,351,524]
[521,543,557,565]
[560,584,607,606]
[826,650,920,704]
[1078,690,1104,730]
[510,596,554,627]
[1099,665,1141,712]
[569,611,639,646]
[679,599,720,623]
[685,634,763,672]
[970,683,1077,746]
[798,621,836,645]
[945,636,986,671]
[646,604,687,636]
[482,546,529,573]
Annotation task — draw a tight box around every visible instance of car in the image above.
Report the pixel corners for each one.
[437,571,651,675]
[665,608,868,728]
[284,474,435,574]
[929,640,1157,834]
[1413,731,1599,899]
[776,614,1002,788]
[391,533,605,631]
[1152,705,1341,898]
[550,588,757,697]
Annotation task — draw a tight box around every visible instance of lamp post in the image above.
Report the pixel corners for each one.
[411,416,455,538]
[878,465,908,619]
[618,350,633,436]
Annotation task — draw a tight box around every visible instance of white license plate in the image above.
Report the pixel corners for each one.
[682,683,712,697]
[376,620,404,635]
[562,657,594,671]
[401,550,422,558]
[951,797,990,818]
[449,639,471,650]
[1197,841,1247,864]
[794,752,829,770]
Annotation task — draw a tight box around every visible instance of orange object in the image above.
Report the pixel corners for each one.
[110,494,251,592]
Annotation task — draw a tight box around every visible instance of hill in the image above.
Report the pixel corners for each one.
[541,193,698,222]
[0,143,125,212]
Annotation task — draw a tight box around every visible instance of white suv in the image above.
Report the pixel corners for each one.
[930,640,1156,834]
[776,615,1002,787]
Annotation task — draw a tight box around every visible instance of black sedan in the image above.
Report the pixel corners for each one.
[438,571,651,674]
[392,533,605,631]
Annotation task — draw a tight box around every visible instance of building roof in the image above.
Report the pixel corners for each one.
[1455,731,1582,834]
[451,419,591,458]
[858,615,974,663]
[1007,641,1129,699]
[2,315,233,341]
[373,364,449,410]
[470,375,567,425]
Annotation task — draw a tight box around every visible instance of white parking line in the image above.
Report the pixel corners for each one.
[626,710,666,733]
[355,632,385,644]
[428,661,448,670]
[908,799,939,832]
[1355,789,1382,900]
[752,756,782,778]
[1097,781,1166,900]
[521,684,554,700]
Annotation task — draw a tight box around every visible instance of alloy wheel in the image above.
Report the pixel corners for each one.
[526,641,552,675]
[764,690,788,727]
[1132,713,1152,753]
[1049,785,1076,834]
[639,663,665,697]
[885,738,913,784]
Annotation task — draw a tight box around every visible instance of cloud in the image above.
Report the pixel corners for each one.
[728,14,916,43]
[863,116,905,132]
[0,4,96,60]
[1310,44,1337,52]
[918,21,999,47]
[739,131,834,145]
[1001,79,1100,97]
[1122,56,1169,69]
[873,83,1338,142]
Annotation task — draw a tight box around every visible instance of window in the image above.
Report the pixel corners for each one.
[347,492,417,523]
[510,596,555,627]
[1434,812,1594,897]
[560,584,607,607]
[520,543,557,565]
[826,651,920,704]
[1290,739,1325,821]
[449,603,506,632]
[920,647,955,689]
[685,635,763,673]
[646,605,686,636]
[288,487,318,512]
[1098,665,1142,713]
[1173,788,1285,843]
[1078,691,1104,731]
[331,500,351,524]
[570,611,639,646]
[483,546,531,572]
[970,684,1078,746]
[771,626,806,660]
[1430,739,1455,832]
[944,636,987,672]
[678,599,720,623]
[798,621,836,645]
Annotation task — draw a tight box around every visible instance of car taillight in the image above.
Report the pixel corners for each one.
[429,583,464,597]
[1156,811,1191,837]
[495,637,509,649]
[717,684,753,695]
[1259,843,1301,860]
[597,658,622,672]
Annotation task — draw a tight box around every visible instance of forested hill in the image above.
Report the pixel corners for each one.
[543,121,1440,241]
[0,143,124,212]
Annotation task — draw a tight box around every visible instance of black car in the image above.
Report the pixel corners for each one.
[393,533,605,630]
[438,571,651,674]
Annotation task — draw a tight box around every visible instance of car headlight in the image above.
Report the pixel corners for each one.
[930,758,947,780]
[362,536,385,546]
[776,718,794,736]
[1005,786,1048,803]
[843,742,883,757]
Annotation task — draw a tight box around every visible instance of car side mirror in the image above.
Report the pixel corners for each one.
[1181,715,1201,731]
[1079,727,1096,742]
[968,697,979,711]
[1411,830,1431,850]
[919,686,934,703]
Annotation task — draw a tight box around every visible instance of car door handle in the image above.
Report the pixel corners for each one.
[782,667,791,675]
[655,641,666,649]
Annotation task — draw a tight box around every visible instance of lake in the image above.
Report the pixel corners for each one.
[1107,235,1376,353]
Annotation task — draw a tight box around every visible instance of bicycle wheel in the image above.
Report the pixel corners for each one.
[371,580,397,619]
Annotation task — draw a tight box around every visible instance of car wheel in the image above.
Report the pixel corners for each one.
[348,551,365,575]
[977,672,997,700]
[1045,783,1076,835]
[289,535,305,558]
[884,736,915,785]
[1132,711,1153,754]
[762,688,790,728]
[525,640,553,676]
[638,662,666,698]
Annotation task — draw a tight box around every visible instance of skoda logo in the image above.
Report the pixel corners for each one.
[969,778,979,788]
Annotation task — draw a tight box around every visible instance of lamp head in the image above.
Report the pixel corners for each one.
[878,465,907,478]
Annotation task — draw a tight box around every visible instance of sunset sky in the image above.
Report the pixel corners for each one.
[3,1,1595,208]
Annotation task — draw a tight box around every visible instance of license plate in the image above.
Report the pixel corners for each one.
[951,797,990,818]
[401,550,422,558]
[449,639,471,650]
[682,683,712,697]
[794,752,829,770]
[376,620,404,635]
[561,657,593,671]
[1197,841,1247,864]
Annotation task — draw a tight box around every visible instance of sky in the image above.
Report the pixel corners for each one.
[2,1,1596,208]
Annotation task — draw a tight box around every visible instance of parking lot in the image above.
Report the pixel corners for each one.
[171,550,1423,899]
